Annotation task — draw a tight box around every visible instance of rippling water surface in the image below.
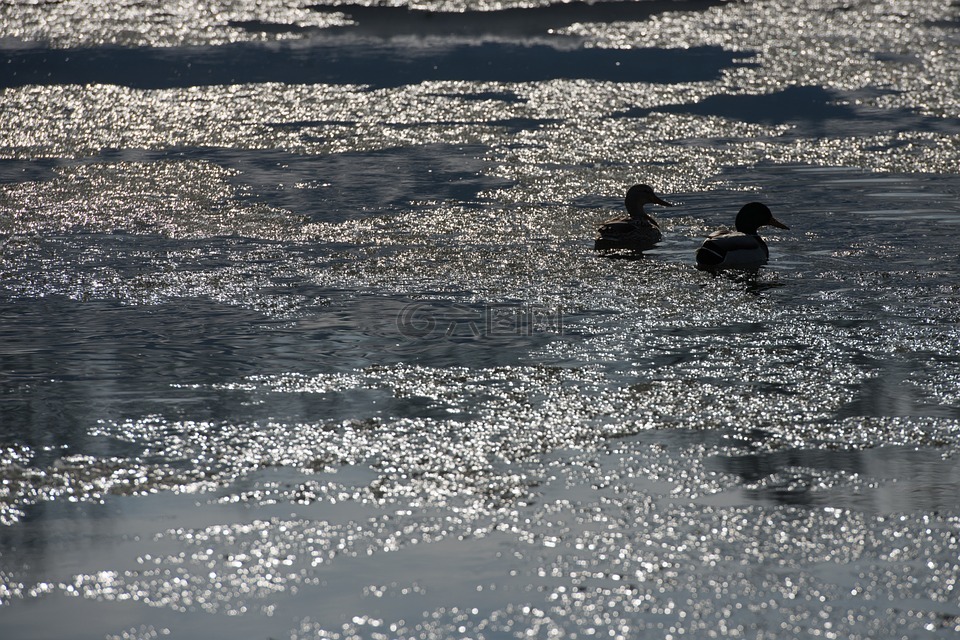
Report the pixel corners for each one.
[2,1,960,638]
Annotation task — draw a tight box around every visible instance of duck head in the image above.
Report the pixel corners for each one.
[734,202,789,234]
[625,184,673,217]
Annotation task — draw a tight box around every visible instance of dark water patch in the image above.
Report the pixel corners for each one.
[442,89,527,103]
[621,86,858,123]
[305,295,569,368]
[837,363,960,419]
[0,158,62,184]
[712,447,868,483]
[0,295,292,449]
[308,0,728,38]
[0,465,378,566]
[486,116,563,131]
[392,116,561,132]
[0,41,747,89]
[709,446,960,513]
[621,85,960,136]
[0,292,568,453]
[24,144,510,224]
[158,144,510,222]
[928,17,960,29]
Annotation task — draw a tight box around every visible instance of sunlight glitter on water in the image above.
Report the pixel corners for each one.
[2,0,960,638]
[0,0,355,48]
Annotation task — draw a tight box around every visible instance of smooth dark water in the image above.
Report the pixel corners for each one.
[0,42,742,88]
[2,0,960,638]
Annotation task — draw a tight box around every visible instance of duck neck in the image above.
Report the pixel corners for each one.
[627,203,647,219]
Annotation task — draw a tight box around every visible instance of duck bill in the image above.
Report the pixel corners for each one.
[769,216,790,230]
[652,195,673,207]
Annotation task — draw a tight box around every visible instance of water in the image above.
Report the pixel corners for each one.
[1,0,960,638]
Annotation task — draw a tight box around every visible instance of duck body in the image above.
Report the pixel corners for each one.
[595,184,672,252]
[696,230,770,268]
[695,202,788,270]
[595,217,662,251]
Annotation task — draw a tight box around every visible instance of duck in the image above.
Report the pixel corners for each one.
[595,184,673,252]
[695,202,789,270]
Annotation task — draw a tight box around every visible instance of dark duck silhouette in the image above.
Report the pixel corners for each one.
[595,184,673,252]
[695,202,789,270]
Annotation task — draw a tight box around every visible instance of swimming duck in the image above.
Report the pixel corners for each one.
[595,184,673,252]
[695,202,789,270]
